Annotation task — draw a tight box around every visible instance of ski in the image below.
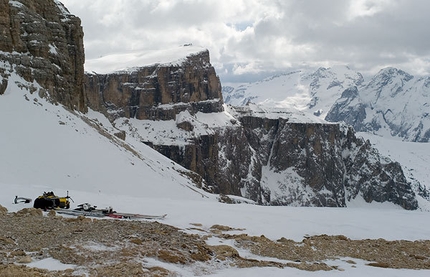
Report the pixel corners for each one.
[107,213,167,220]
[56,209,107,217]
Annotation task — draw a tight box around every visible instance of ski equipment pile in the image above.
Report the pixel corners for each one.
[33,191,73,210]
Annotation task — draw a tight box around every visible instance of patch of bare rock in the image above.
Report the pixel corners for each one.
[1,206,430,276]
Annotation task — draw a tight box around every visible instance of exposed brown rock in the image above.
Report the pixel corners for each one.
[209,244,239,260]
[223,232,430,270]
[0,0,12,52]
[0,78,7,95]
[1,210,430,275]
[15,207,43,217]
[84,50,223,121]
[0,0,85,112]
[113,130,126,140]
[0,205,7,215]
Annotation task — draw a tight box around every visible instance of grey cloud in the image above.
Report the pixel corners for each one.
[61,0,430,81]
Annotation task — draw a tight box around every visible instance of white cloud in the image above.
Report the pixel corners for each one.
[348,0,391,20]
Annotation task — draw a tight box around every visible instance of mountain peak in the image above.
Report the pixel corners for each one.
[374,67,414,82]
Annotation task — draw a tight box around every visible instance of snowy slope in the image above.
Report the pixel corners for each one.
[0,69,214,203]
[114,107,237,146]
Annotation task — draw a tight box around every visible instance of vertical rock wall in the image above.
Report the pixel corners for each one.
[84,50,223,121]
[0,0,86,111]
[144,109,418,209]
[236,115,417,209]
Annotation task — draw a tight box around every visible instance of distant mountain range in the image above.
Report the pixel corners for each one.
[223,66,430,142]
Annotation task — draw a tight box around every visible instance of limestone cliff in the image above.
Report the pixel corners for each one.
[235,109,417,209]
[84,50,223,121]
[135,106,418,210]
[0,0,85,111]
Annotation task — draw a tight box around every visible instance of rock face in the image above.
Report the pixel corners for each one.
[325,86,367,129]
[237,109,417,209]
[84,50,223,121]
[0,0,85,111]
[142,105,418,209]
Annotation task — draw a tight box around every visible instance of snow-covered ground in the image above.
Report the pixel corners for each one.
[85,44,207,74]
[1,71,430,276]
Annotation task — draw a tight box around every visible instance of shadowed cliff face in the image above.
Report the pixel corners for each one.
[0,0,85,111]
[84,50,223,121]
[239,116,417,209]
[144,110,418,209]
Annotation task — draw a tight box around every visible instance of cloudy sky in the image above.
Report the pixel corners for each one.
[60,0,430,83]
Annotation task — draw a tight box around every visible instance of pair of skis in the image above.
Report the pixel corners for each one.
[56,203,166,220]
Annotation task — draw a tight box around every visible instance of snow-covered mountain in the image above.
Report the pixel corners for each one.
[2,73,430,277]
[84,51,424,209]
[327,67,430,142]
[223,66,430,142]
[2,57,430,277]
[223,65,364,119]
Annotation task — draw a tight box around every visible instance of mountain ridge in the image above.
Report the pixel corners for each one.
[331,67,430,142]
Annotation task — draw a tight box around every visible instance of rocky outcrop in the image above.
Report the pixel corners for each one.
[150,125,264,200]
[0,0,14,52]
[142,106,418,209]
[234,109,417,209]
[0,0,85,111]
[0,204,7,215]
[84,50,223,121]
